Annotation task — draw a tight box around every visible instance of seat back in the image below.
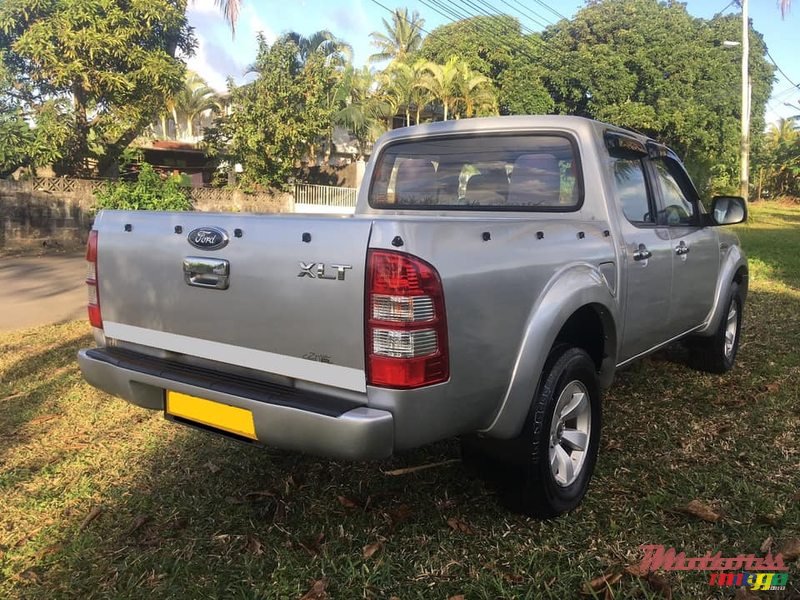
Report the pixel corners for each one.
[508,154,562,207]
[464,170,508,206]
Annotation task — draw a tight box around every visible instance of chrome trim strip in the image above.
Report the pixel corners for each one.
[103,321,367,393]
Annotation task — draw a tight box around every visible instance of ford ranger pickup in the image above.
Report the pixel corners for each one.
[78,116,748,517]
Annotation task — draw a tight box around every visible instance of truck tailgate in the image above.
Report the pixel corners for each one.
[94,211,371,392]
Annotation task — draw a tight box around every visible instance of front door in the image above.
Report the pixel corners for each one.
[610,155,674,361]
[650,156,720,336]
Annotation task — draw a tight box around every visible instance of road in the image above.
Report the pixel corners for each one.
[0,253,86,333]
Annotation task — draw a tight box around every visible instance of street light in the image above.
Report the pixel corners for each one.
[722,0,751,201]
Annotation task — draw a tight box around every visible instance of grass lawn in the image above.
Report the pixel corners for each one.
[1,202,798,599]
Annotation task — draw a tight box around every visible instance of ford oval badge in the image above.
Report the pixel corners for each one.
[187,227,229,251]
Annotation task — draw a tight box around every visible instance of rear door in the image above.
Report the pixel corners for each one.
[650,153,719,336]
[95,212,372,392]
[607,140,674,361]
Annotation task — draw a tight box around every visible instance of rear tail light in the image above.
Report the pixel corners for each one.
[86,230,103,329]
[366,250,448,388]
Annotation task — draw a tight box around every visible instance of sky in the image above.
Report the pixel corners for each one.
[186,0,800,125]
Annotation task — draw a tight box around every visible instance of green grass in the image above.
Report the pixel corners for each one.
[1,202,799,599]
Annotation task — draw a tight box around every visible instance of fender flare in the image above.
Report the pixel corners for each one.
[481,262,618,439]
[694,245,748,336]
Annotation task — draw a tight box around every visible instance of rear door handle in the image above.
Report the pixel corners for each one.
[183,257,230,290]
[675,242,690,256]
[633,244,652,261]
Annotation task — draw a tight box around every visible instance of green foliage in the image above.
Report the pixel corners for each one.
[0,0,194,176]
[94,163,191,211]
[418,16,549,116]
[204,35,336,188]
[540,0,773,194]
[752,118,800,198]
[0,109,33,177]
[335,65,393,157]
[369,8,425,63]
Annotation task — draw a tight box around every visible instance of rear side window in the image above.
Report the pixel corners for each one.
[369,134,582,211]
[612,158,653,225]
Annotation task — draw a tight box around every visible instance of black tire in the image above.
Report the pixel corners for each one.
[686,282,743,374]
[464,345,601,518]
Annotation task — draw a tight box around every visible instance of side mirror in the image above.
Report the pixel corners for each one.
[710,195,747,226]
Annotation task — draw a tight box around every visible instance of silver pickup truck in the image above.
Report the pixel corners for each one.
[78,116,748,517]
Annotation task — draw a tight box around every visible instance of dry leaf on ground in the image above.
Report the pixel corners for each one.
[446,517,474,534]
[581,571,622,595]
[362,541,382,559]
[337,495,359,509]
[245,535,264,555]
[79,505,103,530]
[680,499,721,522]
[779,538,800,561]
[299,578,328,600]
[760,536,773,553]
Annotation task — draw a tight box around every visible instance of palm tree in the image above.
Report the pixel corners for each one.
[334,66,393,158]
[215,0,240,34]
[419,57,462,121]
[457,68,497,118]
[380,62,415,126]
[167,71,221,137]
[369,8,425,64]
[284,30,353,67]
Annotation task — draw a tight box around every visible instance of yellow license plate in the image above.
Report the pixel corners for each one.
[165,391,257,440]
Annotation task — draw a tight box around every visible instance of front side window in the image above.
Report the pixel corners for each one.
[369,134,582,210]
[653,159,696,226]
[612,158,653,225]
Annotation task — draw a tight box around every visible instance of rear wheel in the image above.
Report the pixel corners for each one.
[687,282,742,374]
[464,345,601,518]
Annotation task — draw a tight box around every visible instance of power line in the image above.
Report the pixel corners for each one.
[527,0,569,21]
[765,48,800,90]
[365,0,434,37]
[444,0,564,61]
[419,0,563,64]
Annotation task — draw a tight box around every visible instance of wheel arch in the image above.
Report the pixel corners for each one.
[481,263,618,439]
[695,245,748,336]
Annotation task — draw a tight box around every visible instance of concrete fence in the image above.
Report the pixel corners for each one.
[1,178,357,253]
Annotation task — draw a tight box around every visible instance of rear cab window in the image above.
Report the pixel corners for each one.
[369,134,583,211]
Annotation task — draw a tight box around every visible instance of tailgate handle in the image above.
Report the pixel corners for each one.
[183,257,230,290]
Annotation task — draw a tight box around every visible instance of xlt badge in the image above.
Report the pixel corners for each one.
[298,262,352,280]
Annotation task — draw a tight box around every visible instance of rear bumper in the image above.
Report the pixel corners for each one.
[77,348,394,460]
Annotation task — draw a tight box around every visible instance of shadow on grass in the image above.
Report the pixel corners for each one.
[0,332,93,460]
[3,287,796,599]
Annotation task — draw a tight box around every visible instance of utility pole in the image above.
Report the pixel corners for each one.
[740,0,750,200]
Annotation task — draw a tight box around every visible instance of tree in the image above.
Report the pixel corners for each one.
[215,0,240,34]
[753,117,800,197]
[419,15,552,116]
[419,57,464,121]
[284,30,353,67]
[0,0,194,176]
[204,34,335,187]
[369,8,425,64]
[174,72,220,138]
[334,66,393,158]
[540,0,773,194]
[457,68,497,118]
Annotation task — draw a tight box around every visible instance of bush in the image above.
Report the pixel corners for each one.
[94,163,192,211]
